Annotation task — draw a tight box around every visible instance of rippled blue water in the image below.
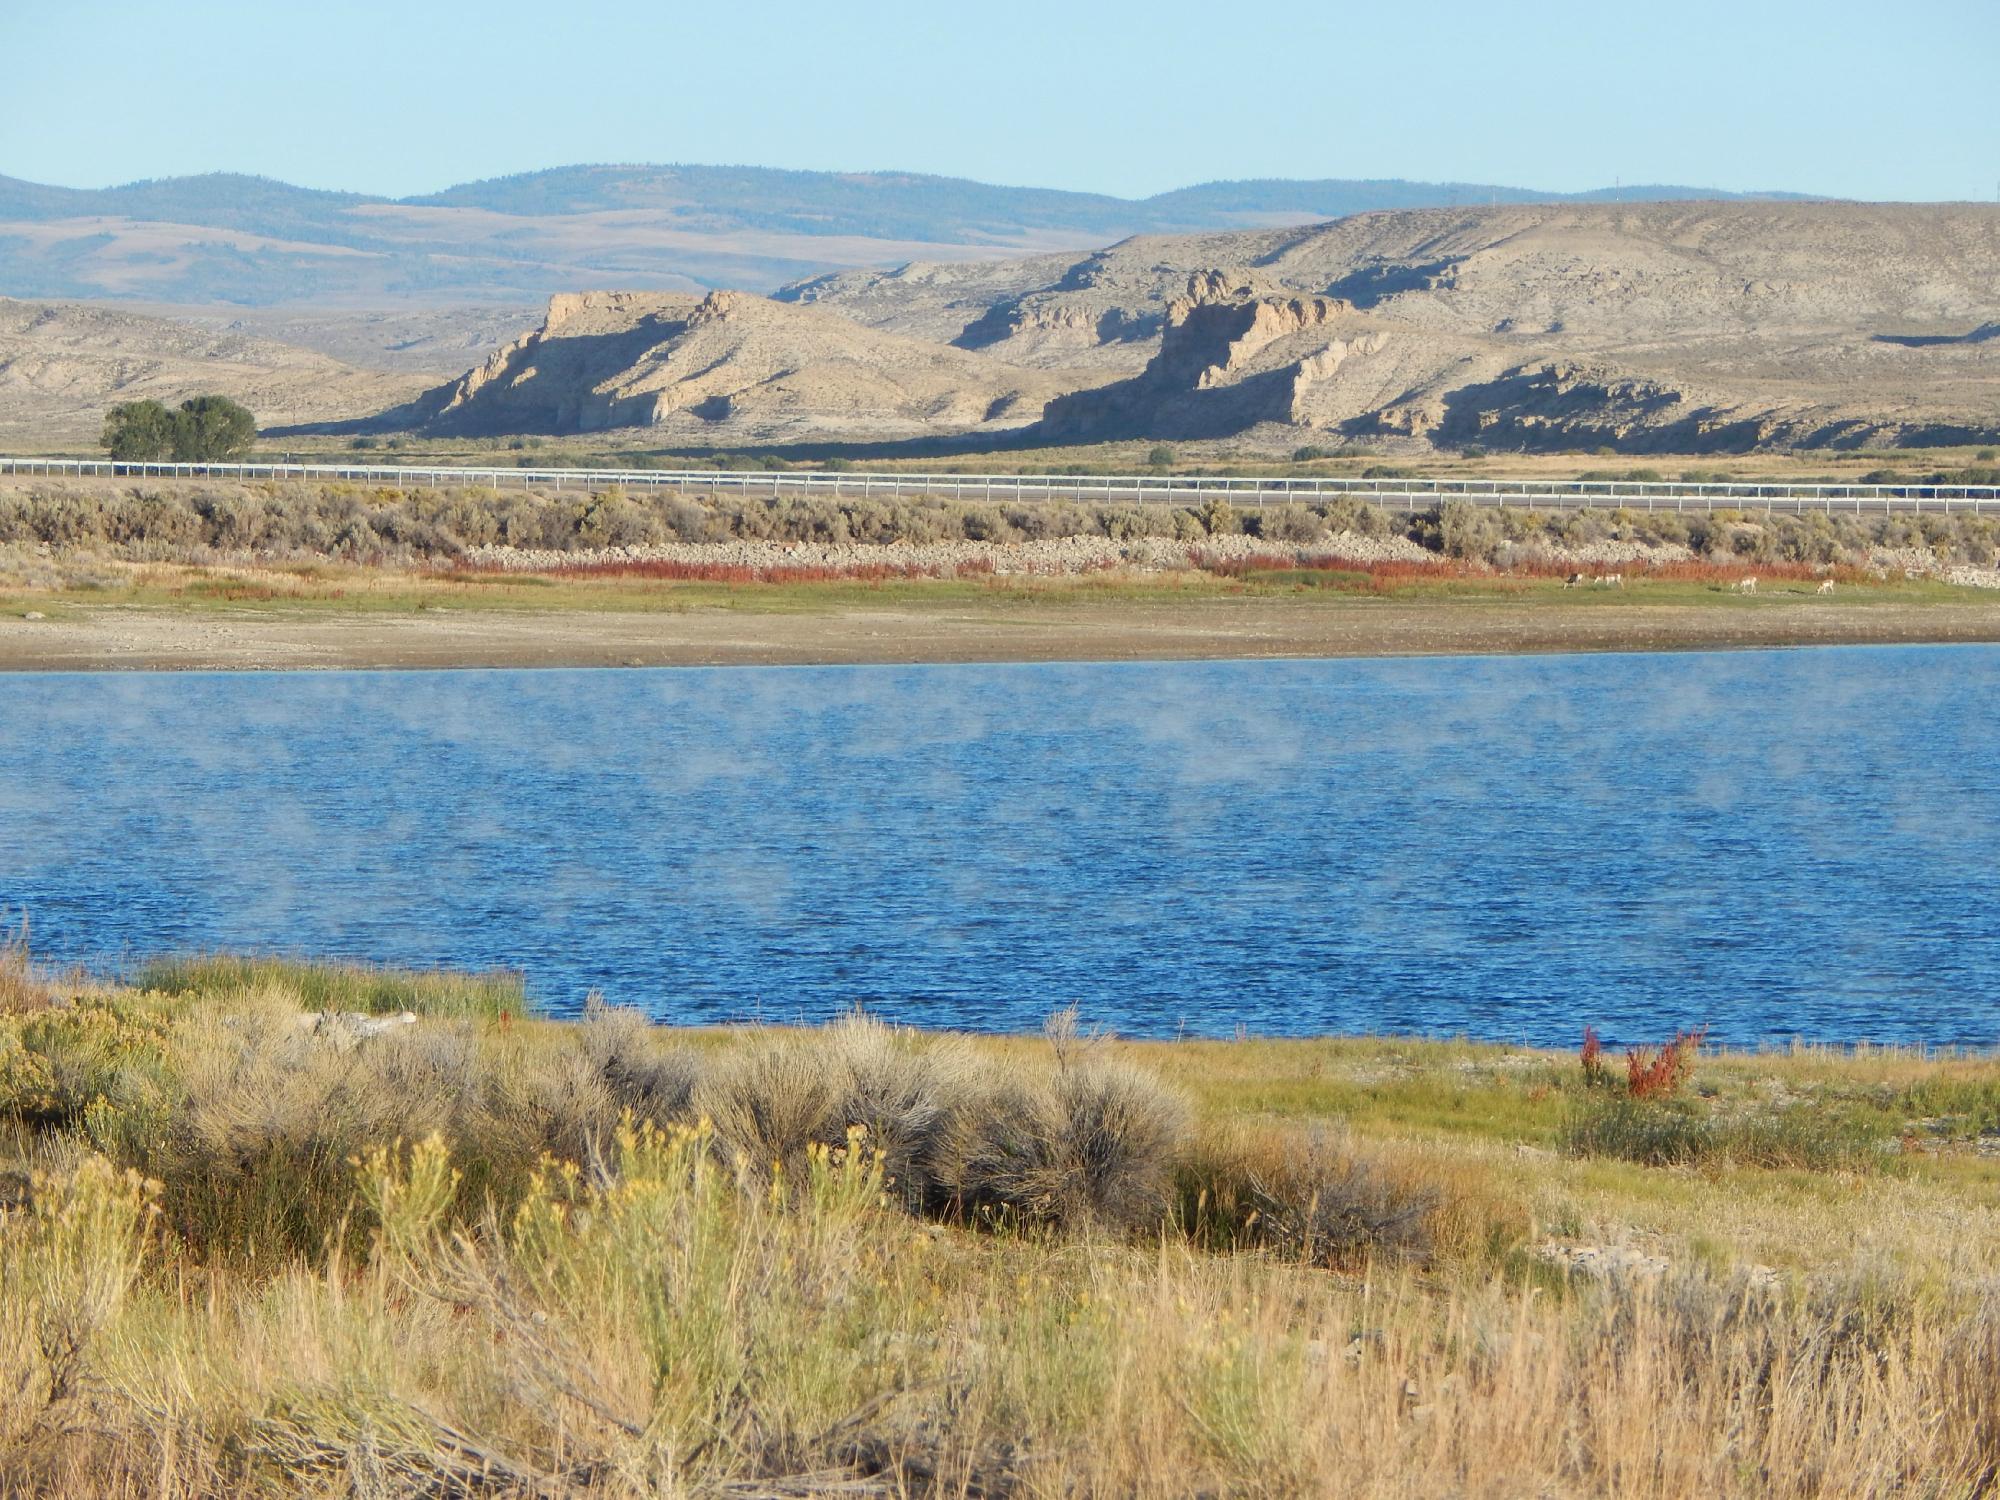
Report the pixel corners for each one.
[2,646,1996,1045]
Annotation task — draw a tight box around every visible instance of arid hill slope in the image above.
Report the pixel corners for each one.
[361,202,1997,452]
[151,304,541,374]
[787,202,2000,450]
[0,298,429,445]
[783,203,1999,361]
[396,290,1095,441]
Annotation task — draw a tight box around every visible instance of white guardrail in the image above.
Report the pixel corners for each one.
[2,456,1996,514]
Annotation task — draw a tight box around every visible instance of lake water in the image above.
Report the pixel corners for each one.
[2,646,1996,1047]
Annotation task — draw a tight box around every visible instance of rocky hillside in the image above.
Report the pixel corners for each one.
[354,201,1996,453]
[0,298,428,445]
[790,202,2000,451]
[783,202,2000,359]
[393,290,1095,441]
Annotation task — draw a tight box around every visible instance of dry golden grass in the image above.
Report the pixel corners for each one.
[3,962,1998,1497]
[0,922,57,1017]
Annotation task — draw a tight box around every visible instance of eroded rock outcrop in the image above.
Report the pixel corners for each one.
[396,289,1090,440]
[1036,276,1400,440]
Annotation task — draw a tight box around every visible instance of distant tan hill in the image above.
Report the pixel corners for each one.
[0,298,428,445]
[786,202,2000,450]
[149,304,542,375]
[394,290,1099,442]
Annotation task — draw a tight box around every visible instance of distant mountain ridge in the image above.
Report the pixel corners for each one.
[0,164,1824,307]
[397,165,1817,237]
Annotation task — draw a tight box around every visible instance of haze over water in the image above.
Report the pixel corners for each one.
[3,646,1995,1047]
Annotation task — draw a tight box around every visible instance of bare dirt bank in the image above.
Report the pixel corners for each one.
[6,596,2000,671]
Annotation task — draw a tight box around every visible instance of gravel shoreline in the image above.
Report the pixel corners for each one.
[463,529,1433,575]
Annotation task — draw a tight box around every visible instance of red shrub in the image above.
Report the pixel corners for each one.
[1577,1023,1708,1098]
[1580,1025,1606,1086]
[1624,1027,1708,1101]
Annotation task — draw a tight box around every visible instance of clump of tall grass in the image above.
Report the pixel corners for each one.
[1563,1093,1891,1171]
[1562,1094,1714,1167]
[690,1012,973,1211]
[629,1005,1193,1232]
[0,918,64,1016]
[953,1050,1190,1232]
[90,1002,683,1259]
[927,1006,1185,1232]
[579,993,702,1124]
[1897,1072,2000,1137]
[1176,1121,1439,1266]
[0,930,40,1017]
[136,954,524,1020]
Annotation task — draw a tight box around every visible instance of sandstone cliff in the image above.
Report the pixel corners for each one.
[1038,277,1411,440]
[397,290,1094,441]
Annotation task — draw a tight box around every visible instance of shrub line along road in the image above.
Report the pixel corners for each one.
[4,457,1998,515]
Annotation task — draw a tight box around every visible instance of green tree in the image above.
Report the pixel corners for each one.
[101,395,258,463]
[171,396,257,461]
[100,400,179,460]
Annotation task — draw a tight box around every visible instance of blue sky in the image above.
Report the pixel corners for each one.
[4,0,1995,201]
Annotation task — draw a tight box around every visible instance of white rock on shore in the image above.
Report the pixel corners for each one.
[293,1010,419,1047]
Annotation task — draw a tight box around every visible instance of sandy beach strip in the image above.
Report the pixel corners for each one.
[5,596,2000,671]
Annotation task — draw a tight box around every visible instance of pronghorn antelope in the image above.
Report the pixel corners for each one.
[1737,576,1759,594]
[1817,579,1835,595]
[1598,573,1623,588]
[1564,572,1586,588]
